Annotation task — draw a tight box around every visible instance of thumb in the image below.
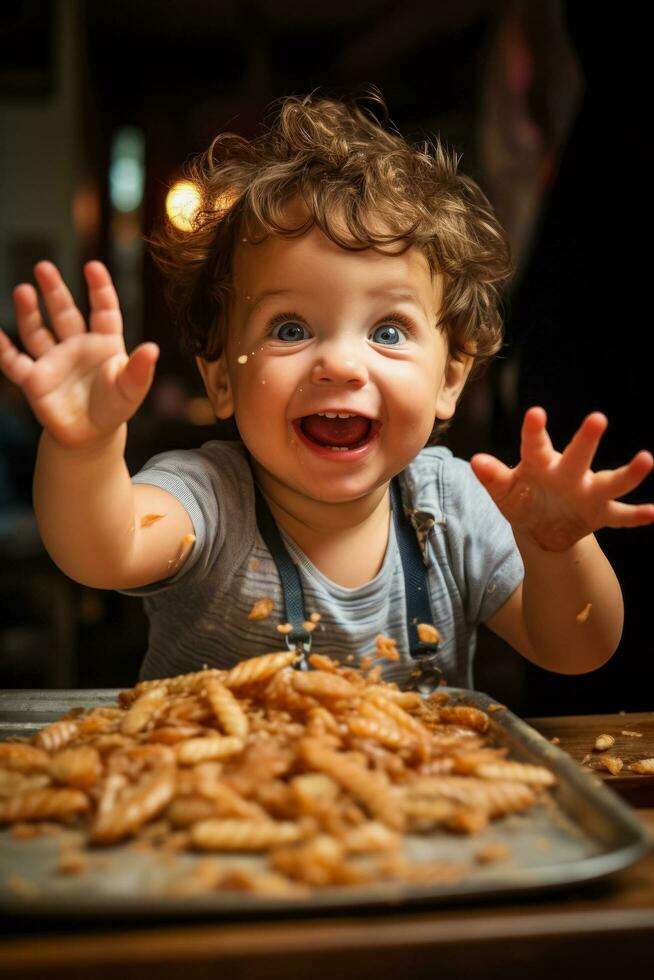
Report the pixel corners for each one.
[115,342,159,406]
[470,453,515,504]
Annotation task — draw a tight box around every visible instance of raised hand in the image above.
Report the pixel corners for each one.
[0,261,159,449]
[470,407,654,552]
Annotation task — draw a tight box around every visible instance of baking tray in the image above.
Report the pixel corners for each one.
[0,687,649,919]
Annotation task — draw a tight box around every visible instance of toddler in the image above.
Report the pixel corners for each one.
[1,92,652,688]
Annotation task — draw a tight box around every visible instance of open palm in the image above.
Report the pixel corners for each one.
[471,407,654,552]
[0,261,158,449]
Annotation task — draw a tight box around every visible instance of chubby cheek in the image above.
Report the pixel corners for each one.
[229,357,294,448]
[381,361,441,446]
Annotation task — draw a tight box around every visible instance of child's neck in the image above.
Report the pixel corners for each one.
[251,463,391,588]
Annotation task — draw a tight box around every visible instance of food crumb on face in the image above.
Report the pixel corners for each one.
[575,602,592,624]
[621,730,643,737]
[309,612,321,623]
[594,734,615,751]
[237,355,248,364]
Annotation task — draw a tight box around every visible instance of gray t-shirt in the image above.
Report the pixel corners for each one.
[124,441,524,687]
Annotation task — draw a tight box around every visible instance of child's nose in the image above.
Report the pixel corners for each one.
[310,343,369,387]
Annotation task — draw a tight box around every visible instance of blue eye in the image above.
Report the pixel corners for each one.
[371,323,407,345]
[271,320,310,342]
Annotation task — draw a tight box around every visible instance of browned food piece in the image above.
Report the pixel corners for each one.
[34,719,80,753]
[247,597,274,621]
[0,788,90,824]
[49,746,102,789]
[594,734,615,751]
[629,758,654,774]
[437,706,490,733]
[598,755,623,775]
[191,818,301,852]
[416,623,441,645]
[225,650,297,688]
[0,743,50,772]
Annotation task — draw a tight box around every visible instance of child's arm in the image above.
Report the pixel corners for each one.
[0,261,193,589]
[474,407,654,673]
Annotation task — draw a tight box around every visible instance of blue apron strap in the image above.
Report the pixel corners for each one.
[252,482,312,665]
[251,468,441,683]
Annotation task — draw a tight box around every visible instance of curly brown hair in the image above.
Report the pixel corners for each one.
[149,88,512,435]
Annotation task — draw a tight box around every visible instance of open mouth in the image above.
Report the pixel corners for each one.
[294,412,378,453]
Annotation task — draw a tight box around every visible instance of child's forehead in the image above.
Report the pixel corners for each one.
[232,224,437,306]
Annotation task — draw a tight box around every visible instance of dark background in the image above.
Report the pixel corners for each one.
[0,0,651,714]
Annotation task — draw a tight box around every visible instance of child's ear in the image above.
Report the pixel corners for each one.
[435,349,475,420]
[196,354,234,419]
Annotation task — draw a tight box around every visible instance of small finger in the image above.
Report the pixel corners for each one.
[84,261,124,336]
[520,406,554,467]
[33,261,87,340]
[114,343,159,404]
[603,500,654,529]
[470,453,515,503]
[13,283,56,358]
[0,328,35,387]
[560,412,608,477]
[594,451,654,500]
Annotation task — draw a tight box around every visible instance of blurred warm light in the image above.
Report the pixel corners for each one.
[72,180,101,243]
[166,180,202,231]
[186,397,216,425]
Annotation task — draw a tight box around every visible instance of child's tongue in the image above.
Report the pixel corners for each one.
[301,414,371,448]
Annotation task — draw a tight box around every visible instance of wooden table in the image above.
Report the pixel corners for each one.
[2,712,654,980]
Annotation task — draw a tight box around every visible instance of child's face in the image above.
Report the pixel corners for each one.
[199,213,471,507]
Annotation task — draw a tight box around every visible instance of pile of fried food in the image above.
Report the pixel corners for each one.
[0,651,557,894]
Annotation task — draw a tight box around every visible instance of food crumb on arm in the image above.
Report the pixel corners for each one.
[140,513,165,528]
[575,603,592,624]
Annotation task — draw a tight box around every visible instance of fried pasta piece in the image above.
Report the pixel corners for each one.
[299,738,404,831]
[374,634,400,661]
[594,734,615,751]
[33,720,80,754]
[0,743,50,773]
[437,706,490,733]
[1,651,559,892]
[90,768,176,845]
[191,818,301,852]
[205,679,249,740]
[225,650,297,689]
[473,760,556,787]
[176,736,243,765]
[292,670,358,701]
[121,687,167,736]
[0,788,89,823]
[629,758,654,774]
[598,755,624,775]
[416,623,441,645]
[247,597,274,621]
[49,747,102,789]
